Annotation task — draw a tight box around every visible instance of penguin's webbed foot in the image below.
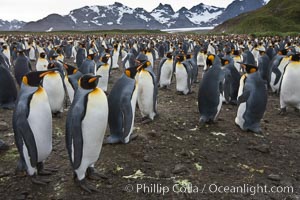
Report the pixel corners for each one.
[52,112,63,118]
[279,108,287,115]
[87,167,108,180]
[76,178,100,193]
[103,135,122,144]
[31,175,51,185]
[141,117,152,124]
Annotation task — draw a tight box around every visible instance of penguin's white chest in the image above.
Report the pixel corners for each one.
[112,50,119,69]
[43,72,65,113]
[175,63,188,92]
[146,53,154,66]
[197,52,205,66]
[160,60,173,86]
[270,57,290,92]
[64,76,75,103]
[280,62,300,108]
[96,64,110,92]
[137,70,155,118]
[81,88,108,165]
[27,87,52,162]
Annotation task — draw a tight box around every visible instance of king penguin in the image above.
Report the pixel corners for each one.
[235,63,268,134]
[198,54,224,123]
[111,43,120,69]
[66,74,108,193]
[136,60,158,122]
[43,65,65,117]
[13,70,54,184]
[96,53,111,93]
[279,53,300,114]
[157,52,173,89]
[105,66,139,144]
[63,63,82,103]
[174,53,192,95]
[0,63,17,109]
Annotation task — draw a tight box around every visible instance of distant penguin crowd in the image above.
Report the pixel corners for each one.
[0,33,299,192]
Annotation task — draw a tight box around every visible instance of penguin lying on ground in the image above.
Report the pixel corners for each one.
[66,74,108,193]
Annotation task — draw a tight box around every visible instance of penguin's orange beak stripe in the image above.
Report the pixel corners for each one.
[137,64,143,71]
[39,71,52,77]
[88,77,97,83]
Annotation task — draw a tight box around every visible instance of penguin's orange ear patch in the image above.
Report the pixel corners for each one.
[225,61,229,65]
[250,68,257,73]
[125,69,131,77]
[22,76,28,85]
[146,61,151,66]
[208,55,215,62]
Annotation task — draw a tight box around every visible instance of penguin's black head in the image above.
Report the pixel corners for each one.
[40,52,46,58]
[291,53,300,62]
[101,54,110,64]
[241,64,258,74]
[22,70,54,87]
[125,66,138,79]
[176,54,185,62]
[221,57,230,66]
[137,61,151,72]
[206,54,215,67]
[79,74,101,90]
[63,63,78,75]
[166,52,172,59]
[186,54,192,60]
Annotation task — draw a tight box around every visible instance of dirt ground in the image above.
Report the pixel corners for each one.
[0,57,299,200]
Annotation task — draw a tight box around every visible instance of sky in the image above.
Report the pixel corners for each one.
[1,0,234,22]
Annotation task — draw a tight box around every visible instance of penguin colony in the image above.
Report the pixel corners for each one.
[0,34,299,193]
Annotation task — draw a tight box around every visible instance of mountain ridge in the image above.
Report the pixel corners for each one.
[0,1,267,31]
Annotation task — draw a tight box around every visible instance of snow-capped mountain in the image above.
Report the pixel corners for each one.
[2,1,268,31]
[0,19,26,31]
[212,0,269,24]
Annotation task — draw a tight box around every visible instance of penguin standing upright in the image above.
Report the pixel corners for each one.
[157,52,173,88]
[235,63,267,134]
[63,63,82,103]
[198,54,224,123]
[270,49,290,93]
[13,70,54,184]
[0,64,17,109]
[279,53,300,114]
[105,66,139,144]
[136,60,158,122]
[14,47,32,86]
[79,49,96,75]
[36,52,49,71]
[174,53,192,95]
[66,74,108,193]
[221,55,241,105]
[111,43,120,69]
[96,53,111,92]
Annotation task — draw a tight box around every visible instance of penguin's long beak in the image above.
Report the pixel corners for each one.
[88,75,102,83]
[39,70,53,77]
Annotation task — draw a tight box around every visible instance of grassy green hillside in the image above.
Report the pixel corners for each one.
[213,0,300,34]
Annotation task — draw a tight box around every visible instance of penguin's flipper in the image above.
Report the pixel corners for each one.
[272,67,282,86]
[66,99,86,170]
[223,72,232,103]
[13,100,38,168]
[237,90,250,104]
[146,68,158,114]
[121,100,133,143]
[157,58,167,84]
